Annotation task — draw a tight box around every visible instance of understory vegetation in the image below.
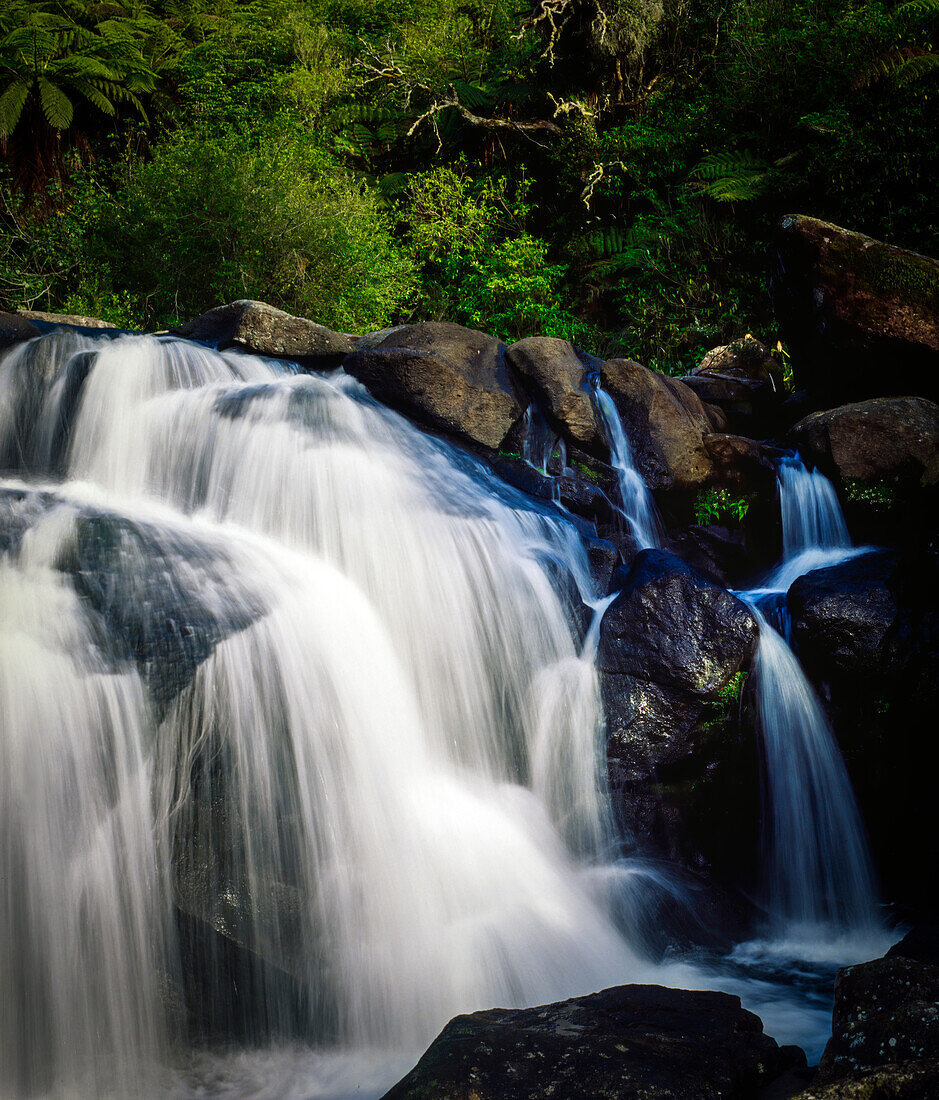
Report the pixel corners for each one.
[1,0,935,365]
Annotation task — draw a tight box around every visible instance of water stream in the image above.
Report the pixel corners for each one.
[0,334,891,1096]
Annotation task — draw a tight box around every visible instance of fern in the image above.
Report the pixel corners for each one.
[38,76,73,129]
[0,79,29,138]
[689,152,769,202]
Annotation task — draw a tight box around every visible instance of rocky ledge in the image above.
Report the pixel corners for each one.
[382,984,804,1100]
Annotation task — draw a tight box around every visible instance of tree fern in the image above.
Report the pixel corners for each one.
[689,152,769,202]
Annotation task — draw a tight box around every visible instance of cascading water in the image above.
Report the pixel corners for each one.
[739,454,881,938]
[0,334,887,1094]
[588,375,663,549]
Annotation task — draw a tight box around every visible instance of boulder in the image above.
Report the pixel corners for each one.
[382,984,802,1100]
[599,550,758,783]
[703,433,774,491]
[680,373,776,436]
[695,335,780,386]
[770,215,939,404]
[505,337,603,454]
[804,933,939,1098]
[600,359,716,490]
[0,311,41,349]
[17,309,119,330]
[599,549,758,697]
[172,300,354,366]
[666,524,752,589]
[344,322,523,453]
[788,551,905,680]
[791,397,939,487]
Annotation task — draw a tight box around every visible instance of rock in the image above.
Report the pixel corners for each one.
[603,674,704,780]
[791,397,939,487]
[172,300,354,366]
[599,549,758,697]
[811,942,939,1091]
[666,524,752,589]
[59,509,266,715]
[600,359,715,490]
[491,457,619,530]
[695,335,780,386]
[382,984,801,1100]
[703,433,774,491]
[598,550,757,792]
[788,551,904,679]
[505,337,602,454]
[793,1061,939,1098]
[886,926,939,967]
[680,373,776,436]
[344,322,523,453]
[0,311,41,348]
[770,215,939,404]
[17,309,119,330]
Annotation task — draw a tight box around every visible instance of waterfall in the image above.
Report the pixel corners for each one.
[741,454,879,937]
[588,376,662,549]
[0,332,660,1095]
[0,335,887,1093]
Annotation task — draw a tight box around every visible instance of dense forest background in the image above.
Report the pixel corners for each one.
[1,0,935,371]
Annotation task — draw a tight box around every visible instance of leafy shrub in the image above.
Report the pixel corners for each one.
[693,487,751,526]
[95,127,415,330]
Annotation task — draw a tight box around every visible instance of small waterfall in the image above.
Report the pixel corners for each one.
[741,454,879,937]
[749,610,878,932]
[588,376,662,548]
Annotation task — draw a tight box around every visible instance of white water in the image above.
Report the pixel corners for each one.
[0,335,887,1094]
[588,377,663,548]
[739,455,885,945]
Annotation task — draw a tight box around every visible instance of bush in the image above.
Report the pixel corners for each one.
[96,126,415,330]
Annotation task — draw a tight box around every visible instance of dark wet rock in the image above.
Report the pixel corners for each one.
[770,215,939,404]
[695,335,780,386]
[383,984,801,1100]
[599,549,758,697]
[59,511,266,714]
[0,311,41,348]
[172,300,354,366]
[344,322,523,454]
[505,337,602,454]
[704,402,730,432]
[600,359,715,490]
[791,397,939,487]
[886,926,939,967]
[807,939,939,1096]
[787,546,939,915]
[584,536,620,592]
[491,457,619,529]
[788,551,905,679]
[666,524,752,589]
[603,674,704,780]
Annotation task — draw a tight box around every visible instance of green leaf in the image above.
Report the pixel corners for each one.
[38,76,73,130]
[0,78,29,138]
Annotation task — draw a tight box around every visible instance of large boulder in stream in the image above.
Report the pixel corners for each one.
[505,336,603,455]
[382,984,802,1100]
[172,300,354,367]
[599,359,716,491]
[791,397,939,488]
[796,930,939,1098]
[770,216,939,405]
[344,322,524,453]
[599,549,758,780]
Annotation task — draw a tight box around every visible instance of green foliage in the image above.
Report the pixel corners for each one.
[844,478,898,510]
[94,127,415,330]
[693,488,751,527]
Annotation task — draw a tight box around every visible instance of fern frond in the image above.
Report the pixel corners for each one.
[0,78,29,138]
[38,76,72,129]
